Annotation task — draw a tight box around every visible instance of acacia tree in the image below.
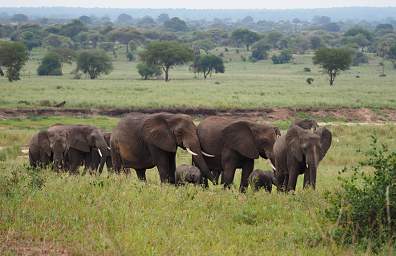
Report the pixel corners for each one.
[0,41,29,82]
[76,49,113,79]
[194,54,225,79]
[140,41,193,81]
[231,29,260,51]
[313,48,352,86]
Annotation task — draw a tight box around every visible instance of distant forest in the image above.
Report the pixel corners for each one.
[1,7,396,22]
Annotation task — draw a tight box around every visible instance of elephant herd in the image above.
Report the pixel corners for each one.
[29,112,332,193]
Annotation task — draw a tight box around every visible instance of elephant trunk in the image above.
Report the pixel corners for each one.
[184,139,215,184]
[96,141,111,174]
[307,149,319,189]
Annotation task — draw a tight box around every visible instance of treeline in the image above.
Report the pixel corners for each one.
[0,13,396,83]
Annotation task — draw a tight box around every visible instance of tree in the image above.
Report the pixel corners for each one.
[388,43,396,67]
[271,50,293,64]
[250,39,270,61]
[136,63,162,80]
[0,41,29,82]
[37,52,62,76]
[117,14,133,24]
[76,50,113,79]
[43,34,73,49]
[313,48,352,86]
[231,29,260,50]
[11,14,29,23]
[59,20,87,38]
[157,13,170,24]
[194,54,225,79]
[140,41,193,82]
[164,17,188,32]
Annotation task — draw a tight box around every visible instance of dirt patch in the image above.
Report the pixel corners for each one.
[0,235,71,256]
[0,107,395,122]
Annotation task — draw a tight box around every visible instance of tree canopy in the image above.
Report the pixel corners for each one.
[231,29,260,51]
[313,48,352,86]
[140,41,193,81]
[37,52,62,76]
[76,49,113,79]
[194,54,225,79]
[0,40,29,82]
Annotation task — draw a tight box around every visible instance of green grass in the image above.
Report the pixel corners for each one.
[1,117,395,254]
[0,49,395,110]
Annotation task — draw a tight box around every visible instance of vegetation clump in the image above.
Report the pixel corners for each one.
[326,137,396,252]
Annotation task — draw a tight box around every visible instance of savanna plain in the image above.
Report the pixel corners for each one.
[0,49,395,255]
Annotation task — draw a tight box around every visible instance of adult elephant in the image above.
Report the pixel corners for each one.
[110,113,215,184]
[28,128,68,169]
[48,125,111,174]
[86,132,113,173]
[273,125,332,192]
[196,116,280,192]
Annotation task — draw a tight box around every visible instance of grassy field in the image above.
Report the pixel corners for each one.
[1,48,395,254]
[0,48,396,110]
[1,116,395,255]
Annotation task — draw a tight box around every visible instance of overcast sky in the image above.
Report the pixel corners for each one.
[1,0,396,9]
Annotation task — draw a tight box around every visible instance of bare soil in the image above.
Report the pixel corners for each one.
[0,107,395,122]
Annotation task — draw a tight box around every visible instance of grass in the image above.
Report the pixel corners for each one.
[0,117,395,254]
[0,48,396,110]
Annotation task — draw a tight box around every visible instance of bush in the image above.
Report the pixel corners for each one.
[37,52,62,76]
[272,50,293,64]
[304,67,311,72]
[126,52,134,62]
[136,63,162,80]
[306,77,314,85]
[325,136,396,252]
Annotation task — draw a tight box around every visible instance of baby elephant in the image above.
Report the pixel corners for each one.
[175,165,203,186]
[249,169,277,193]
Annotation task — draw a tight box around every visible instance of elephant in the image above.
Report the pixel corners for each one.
[175,165,204,186]
[291,118,319,131]
[29,126,69,170]
[47,125,111,174]
[85,132,113,173]
[273,125,332,192]
[196,116,280,192]
[110,113,215,184]
[248,169,277,193]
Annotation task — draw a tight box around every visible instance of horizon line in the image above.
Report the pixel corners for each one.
[1,6,396,11]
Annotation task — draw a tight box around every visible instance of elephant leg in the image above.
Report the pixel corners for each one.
[222,160,238,189]
[148,146,171,183]
[303,168,310,189]
[112,151,122,174]
[287,168,298,192]
[135,169,147,181]
[168,152,176,184]
[240,159,254,193]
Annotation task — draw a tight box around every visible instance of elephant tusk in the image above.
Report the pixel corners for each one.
[98,148,103,157]
[268,160,276,171]
[186,147,198,156]
[202,151,215,157]
[107,146,111,150]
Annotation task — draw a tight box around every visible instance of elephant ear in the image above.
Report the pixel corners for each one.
[143,115,177,152]
[315,127,332,161]
[223,121,259,159]
[286,126,304,162]
[69,131,90,152]
[38,131,51,157]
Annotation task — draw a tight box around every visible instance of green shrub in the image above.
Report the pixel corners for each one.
[325,136,396,252]
[272,50,293,64]
[37,52,62,76]
[136,63,162,80]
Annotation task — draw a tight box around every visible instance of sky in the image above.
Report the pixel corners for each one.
[1,0,396,9]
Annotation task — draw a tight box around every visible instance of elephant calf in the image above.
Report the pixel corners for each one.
[248,169,277,193]
[175,165,203,186]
